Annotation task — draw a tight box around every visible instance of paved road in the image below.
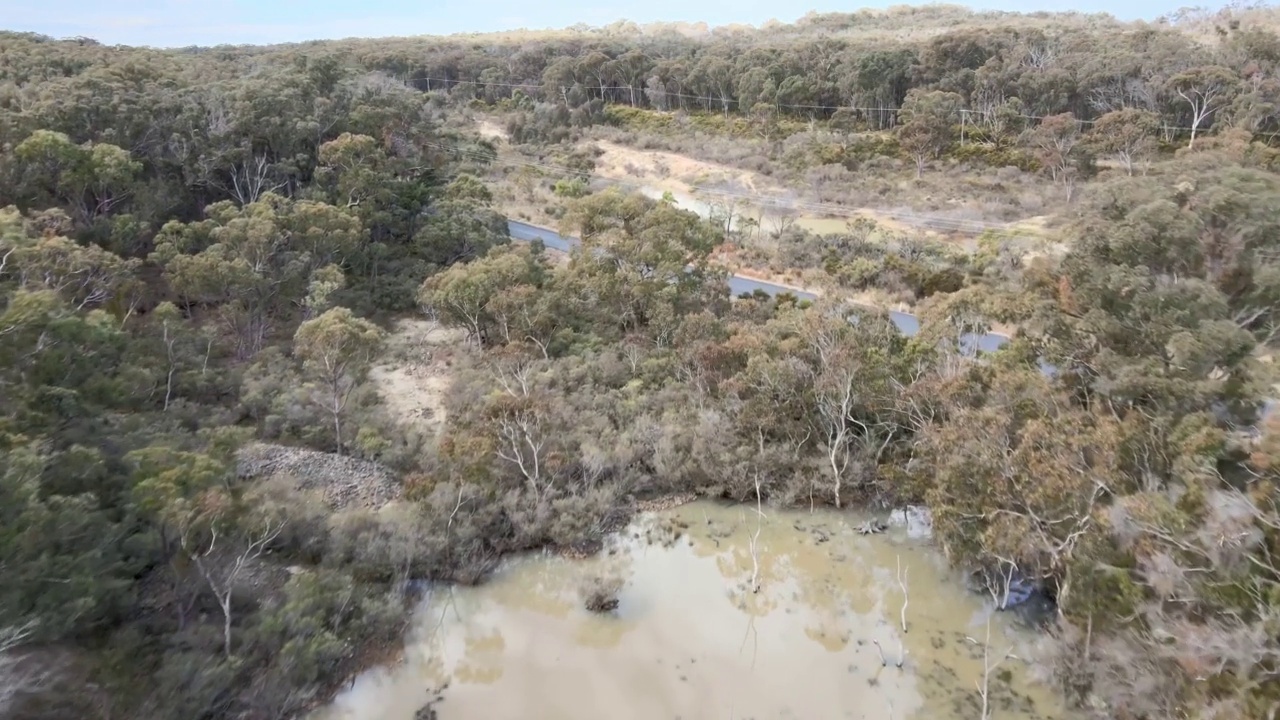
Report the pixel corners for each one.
[508,220,1010,353]
[509,220,1280,420]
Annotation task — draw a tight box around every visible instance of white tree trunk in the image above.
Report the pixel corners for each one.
[185,521,284,658]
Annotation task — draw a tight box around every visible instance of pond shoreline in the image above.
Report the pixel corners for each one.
[312,494,1065,720]
[313,498,1074,720]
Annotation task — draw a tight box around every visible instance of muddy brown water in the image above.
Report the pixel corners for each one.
[315,501,1074,720]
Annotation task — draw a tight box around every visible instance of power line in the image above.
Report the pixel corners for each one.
[406,75,1205,132]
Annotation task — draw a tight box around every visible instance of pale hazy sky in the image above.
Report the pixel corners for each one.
[2,0,1225,47]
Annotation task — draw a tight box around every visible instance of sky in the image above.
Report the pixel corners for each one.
[1,0,1224,48]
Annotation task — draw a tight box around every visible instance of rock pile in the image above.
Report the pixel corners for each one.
[236,442,402,510]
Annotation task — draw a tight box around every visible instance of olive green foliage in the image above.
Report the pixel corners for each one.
[420,148,1280,720]
[898,89,963,177]
[4,9,1280,720]
[295,7,1280,173]
[0,32,510,720]
[553,178,591,198]
[293,307,385,454]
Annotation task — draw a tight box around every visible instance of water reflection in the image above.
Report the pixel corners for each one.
[316,501,1073,720]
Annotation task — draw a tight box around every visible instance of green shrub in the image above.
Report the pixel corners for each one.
[840,134,903,168]
[553,178,590,198]
[949,142,1039,172]
[603,105,675,132]
[918,267,965,297]
[837,257,882,288]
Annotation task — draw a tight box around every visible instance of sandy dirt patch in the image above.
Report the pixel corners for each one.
[591,139,776,196]
[476,116,978,246]
[589,139,1008,242]
[477,119,510,142]
[590,140,972,244]
[370,318,470,440]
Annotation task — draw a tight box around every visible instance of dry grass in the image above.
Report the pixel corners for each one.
[584,124,1063,229]
[495,124,1009,241]
[592,138,776,195]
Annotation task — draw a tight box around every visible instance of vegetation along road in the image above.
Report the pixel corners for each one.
[508,219,1012,352]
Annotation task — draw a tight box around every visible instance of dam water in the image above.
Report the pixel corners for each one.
[316,501,1073,720]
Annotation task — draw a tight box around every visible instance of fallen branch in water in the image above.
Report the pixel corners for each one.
[747,428,767,594]
[976,617,1015,720]
[897,554,909,634]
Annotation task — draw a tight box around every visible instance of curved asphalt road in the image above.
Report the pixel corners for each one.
[508,219,1011,353]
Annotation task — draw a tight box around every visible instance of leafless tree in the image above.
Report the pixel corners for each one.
[182,520,285,658]
[989,558,1018,610]
[621,336,646,375]
[707,196,742,235]
[491,361,552,498]
[496,408,549,499]
[204,91,232,138]
[897,555,910,633]
[1088,77,1155,114]
[971,87,1006,129]
[747,428,768,594]
[768,207,800,237]
[1169,67,1238,148]
[815,381,855,510]
[161,314,178,411]
[644,75,668,110]
[973,618,1016,720]
[809,321,895,508]
[1021,41,1058,70]
[228,153,287,206]
[0,621,53,716]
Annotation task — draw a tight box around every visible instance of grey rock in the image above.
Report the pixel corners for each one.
[236,442,402,510]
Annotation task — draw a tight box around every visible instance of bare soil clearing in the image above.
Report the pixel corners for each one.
[476,117,980,244]
[590,139,943,238]
[591,138,777,196]
[477,119,509,142]
[473,117,1045,336]
[369,318,470,440]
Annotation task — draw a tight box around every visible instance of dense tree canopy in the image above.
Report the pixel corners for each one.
[2,5,1280,720]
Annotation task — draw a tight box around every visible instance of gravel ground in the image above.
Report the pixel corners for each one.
[237,442,403,510]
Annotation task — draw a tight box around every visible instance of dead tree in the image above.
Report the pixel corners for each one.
[872,638,888,667]
[183,520,285,658]
[0,621,52,715]
[897,555,910,633]
[748,435,767,594]
[228,154,286,206]
[496,409,548,500]
[972,618,1016,720]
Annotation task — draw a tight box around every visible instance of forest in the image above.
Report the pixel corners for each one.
[1,3,1280,719]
